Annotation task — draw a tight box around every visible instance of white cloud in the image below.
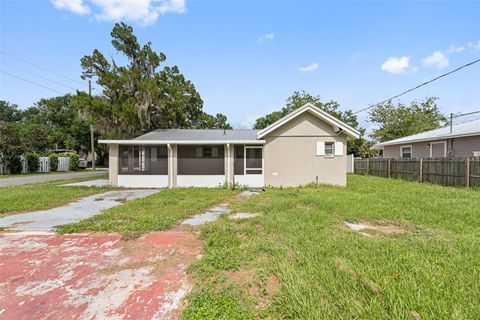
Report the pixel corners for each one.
[51,0,90,15]
[348,52,365,64]
[257,33,275,43]
[51,0,185,24]
[380,56,411,74]
[423,51,449,68]
[474,40,480,51]
[299,62,318,72]
[445,45,465,53]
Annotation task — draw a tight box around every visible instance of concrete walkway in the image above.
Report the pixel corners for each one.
[0,189,159,230]
[0,171,108,187]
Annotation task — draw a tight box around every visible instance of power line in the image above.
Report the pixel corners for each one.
[1,60,79,91]
[1,70,65,95]
[0,50,87,87]
[353,58,480,114]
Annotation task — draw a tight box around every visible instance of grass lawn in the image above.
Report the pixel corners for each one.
[183,175,480,319]
[0,177,116,217]
[58,188,237,239]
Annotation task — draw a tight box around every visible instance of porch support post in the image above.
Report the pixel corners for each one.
[108,144,118,186]
[225,143,234,187]
[168,143,177,188]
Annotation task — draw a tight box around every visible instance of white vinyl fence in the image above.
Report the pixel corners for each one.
[346,154,354,173]
[0,156,70,175]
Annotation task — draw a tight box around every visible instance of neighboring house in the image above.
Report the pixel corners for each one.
[99,103,360,188]
[373,119,480,159]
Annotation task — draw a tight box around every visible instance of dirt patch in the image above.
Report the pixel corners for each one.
[221,268,281,310]
[344,220,409,237]
[409,311,422,320]
[336,259,382,294]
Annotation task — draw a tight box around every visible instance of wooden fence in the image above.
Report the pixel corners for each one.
[354,157,480,188]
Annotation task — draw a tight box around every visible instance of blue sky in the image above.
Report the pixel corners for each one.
[1,0,479,130]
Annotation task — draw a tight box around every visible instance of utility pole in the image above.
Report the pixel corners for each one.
[89,80,95,170]
[450,113,453,133]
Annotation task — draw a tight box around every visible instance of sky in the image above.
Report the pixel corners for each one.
[0,0,479,131]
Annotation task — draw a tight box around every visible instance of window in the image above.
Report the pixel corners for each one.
[245,146,263,175]
[325,142,334,156]
[401,146,412,158]
[196,146,219,158]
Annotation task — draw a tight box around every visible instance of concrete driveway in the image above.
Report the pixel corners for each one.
[0,189,159,231]
[0,231,202,319]
[0,171,107,187]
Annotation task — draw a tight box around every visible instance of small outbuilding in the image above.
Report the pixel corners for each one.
[99,103,360,188]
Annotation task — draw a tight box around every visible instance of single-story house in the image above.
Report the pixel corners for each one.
[99,103,360,188]
[373,119,480,158]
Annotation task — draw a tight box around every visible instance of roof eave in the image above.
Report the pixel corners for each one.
[98,139,266,145]
[375,131,480,147]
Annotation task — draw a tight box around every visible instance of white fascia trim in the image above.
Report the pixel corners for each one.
[256,103,361,140]
[99,139,266,145]
[375,132,480,147]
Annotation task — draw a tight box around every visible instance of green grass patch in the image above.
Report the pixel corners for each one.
[58,188,237,238]
[0,177,116,217]
[183,175,480,319]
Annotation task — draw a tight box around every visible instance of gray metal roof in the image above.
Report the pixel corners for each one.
[375,119,480,147]
[133,129,260,142]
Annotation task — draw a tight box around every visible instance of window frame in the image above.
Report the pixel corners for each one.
[429,141,447,158]
[400,145,413,159]
[324,142,335,157]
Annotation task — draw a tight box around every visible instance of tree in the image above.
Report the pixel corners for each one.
[368,97,446,142]
[254,90,359,129]
[0,121,24,173]
[0,101,22,122]
[21,95,90,153]
[78,22,230,138]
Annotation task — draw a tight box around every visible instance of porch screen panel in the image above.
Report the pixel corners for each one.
[178,145,225,175]
[234,145,244,175]
[150,145,168,174]
[119,145,130,174]
[118,145,167,175]
[245,147,262,175]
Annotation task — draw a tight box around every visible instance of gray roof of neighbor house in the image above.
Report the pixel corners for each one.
[99,129,264,145]
[374,119,480,148]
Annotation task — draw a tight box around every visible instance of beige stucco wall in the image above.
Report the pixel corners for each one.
[382,136,480,158]
[263,111,348,187]
[108,144,118,186]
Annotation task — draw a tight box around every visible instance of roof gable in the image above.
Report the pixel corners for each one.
[257,103,360,139]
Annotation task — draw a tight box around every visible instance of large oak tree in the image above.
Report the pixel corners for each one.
[76,23,230,138]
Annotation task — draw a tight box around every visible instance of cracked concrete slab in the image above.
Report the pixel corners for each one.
[0,189,160,231]
[181,190,259,226]
[0,231,202,320]
[61,179,110,187]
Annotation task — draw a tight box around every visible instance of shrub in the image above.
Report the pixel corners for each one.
[69,153,80,171]
[49,154,59,172]
[25,152,40,173]
[4,155,23,174]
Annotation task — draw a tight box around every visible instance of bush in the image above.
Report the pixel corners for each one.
[25,152,40,173]
[49,154,59,172]
[4,155,23,174]
[69,153,80,171]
